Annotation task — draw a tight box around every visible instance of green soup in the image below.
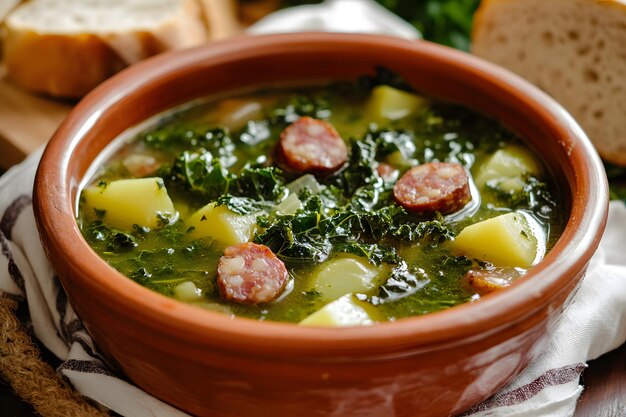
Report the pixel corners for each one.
[78,78,565,325]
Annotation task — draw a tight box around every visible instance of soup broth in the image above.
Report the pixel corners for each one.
[78,78,565,325]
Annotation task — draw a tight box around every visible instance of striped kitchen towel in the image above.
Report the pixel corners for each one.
[1,146,626,417]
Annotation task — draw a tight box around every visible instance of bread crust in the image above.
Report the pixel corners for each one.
[2,0,209,98]
[4,31,126,98]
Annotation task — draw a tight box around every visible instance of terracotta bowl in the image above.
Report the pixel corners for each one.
[34,34,608,417]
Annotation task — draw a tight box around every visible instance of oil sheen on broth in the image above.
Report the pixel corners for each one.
[78,78,565,326]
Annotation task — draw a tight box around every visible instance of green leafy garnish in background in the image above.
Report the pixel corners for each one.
[280,0,481,51]
[605,162,626,202]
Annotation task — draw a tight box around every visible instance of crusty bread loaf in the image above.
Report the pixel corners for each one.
[472,0,626,166]
[3,0,210,98]
[0,0,21,58]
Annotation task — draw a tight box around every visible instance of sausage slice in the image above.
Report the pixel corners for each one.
[217,242,289,304]
[277,116,347,174]
[376,162,399,182]
[464,267,522,296]
[393,162,471,215]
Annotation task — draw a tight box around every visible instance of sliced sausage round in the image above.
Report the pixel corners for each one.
[464,267,521,296]
[277,116,348,174]
[393,162,471,215]
[376,162,399,182]
[217,242,289,304]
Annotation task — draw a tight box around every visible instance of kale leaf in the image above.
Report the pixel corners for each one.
[486,176,558,221]
[375,261,430,302]
[334,242,399,265]
[237,166,286,201]
[168,149,286,208]
[280,1,480,51]
[255,188,453,266]
[216,195,276,215]
[605,161,626,201]
[332,129,415,197]
[269,95,331,124]
[83,221,138,252]
[393,216,456,247]
[170,151,235,200]
[144,125,236,163]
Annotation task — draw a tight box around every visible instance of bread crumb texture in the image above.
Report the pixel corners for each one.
[473,0,626,165]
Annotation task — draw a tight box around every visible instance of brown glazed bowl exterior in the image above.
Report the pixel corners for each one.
[34,34,608,417]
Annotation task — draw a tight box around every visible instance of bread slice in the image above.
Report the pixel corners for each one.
[0,0,20,22]
[472,0,626,166]
[3,0,209,98]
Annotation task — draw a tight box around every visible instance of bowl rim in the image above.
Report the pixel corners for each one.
[34,33,609,357]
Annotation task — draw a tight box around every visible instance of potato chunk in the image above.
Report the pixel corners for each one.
[299,295,375,327]
[274,193,302,215]
[366,85,428,123]
[475,144,543,193]
[214,99,264,131]
[82,177,176,231]
[186,203,257,246]
[311,255,387,302]
[452,212,537,268]
[173,281,203,302]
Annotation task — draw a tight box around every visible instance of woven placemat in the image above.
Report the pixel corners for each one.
[0,294,109,417]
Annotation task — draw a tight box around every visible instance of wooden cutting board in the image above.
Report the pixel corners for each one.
[0,67,71,169]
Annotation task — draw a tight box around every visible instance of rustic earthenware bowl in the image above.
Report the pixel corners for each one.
[33,34,608,417]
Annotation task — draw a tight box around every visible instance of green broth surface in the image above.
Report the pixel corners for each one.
[79,80,566,323]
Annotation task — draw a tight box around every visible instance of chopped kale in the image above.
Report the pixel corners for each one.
[487,176,558,220]
[393,217,456,246]
[143,125,235,160]
[376,261,430,302]
[216,195,275,215]
[281,1,479,51]
[332,129,415,197]
[334,242,399,266]
[83,221,138,252]
[357,66,415,93]
[237,166,286,201]
[170,151,235,200]
[269,95,331,124]
[167,150,287,208]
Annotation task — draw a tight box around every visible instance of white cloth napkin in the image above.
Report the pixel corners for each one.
[248,0,421,39]
[1,1,625,416]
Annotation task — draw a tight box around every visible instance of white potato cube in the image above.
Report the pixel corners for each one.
[476,144,543,193]
[311,255,387,302]
[82,177,176,231]
[186,203,257,246]
[299,295,375,327]
[275,193,302,215]
[452,212,538,268]
[366,85,428,123]
[173,281,203,302]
